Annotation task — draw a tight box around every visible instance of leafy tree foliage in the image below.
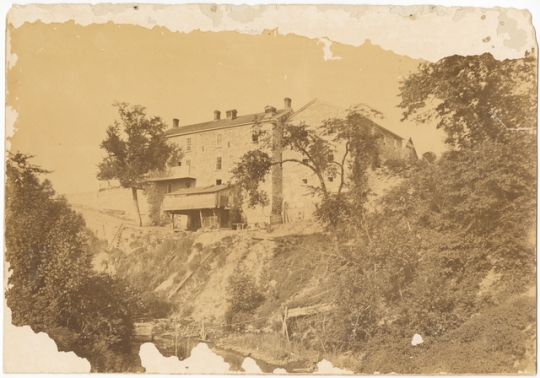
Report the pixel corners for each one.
[226,267,264,315]
[323,52,537,365]
[230,106,382,227]
[97,102,179,226]
[6,153,140,372]
[398,51,537,148]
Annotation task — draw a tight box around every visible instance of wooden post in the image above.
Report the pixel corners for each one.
[200,320,206,340]
[282,306,290,342]
[199,209,204,229]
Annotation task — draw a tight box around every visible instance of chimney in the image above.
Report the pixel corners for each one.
[173,118,179,128]
[264,105,277,116]
[284,97,292,108]
[226,109,237,120]
[214,110,221,121]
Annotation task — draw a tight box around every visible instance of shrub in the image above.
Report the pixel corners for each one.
[144,182,170,226]
[226,267,264,316]
[139,291,172,319]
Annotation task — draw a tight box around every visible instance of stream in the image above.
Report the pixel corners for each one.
[144,334,312,373]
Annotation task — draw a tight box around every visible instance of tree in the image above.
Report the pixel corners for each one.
[230,106,382,227]
[324,52,537,356]
[5,152,140,372]
[97,102,179,226]
[398,51,537,149]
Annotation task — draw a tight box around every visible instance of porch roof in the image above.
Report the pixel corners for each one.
[164,184,229,196]
[163,185,231,211]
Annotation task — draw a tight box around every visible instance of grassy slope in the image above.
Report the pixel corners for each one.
[103,225,535,374]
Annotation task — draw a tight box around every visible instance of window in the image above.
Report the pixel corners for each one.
[228,141,231,147]
[166,184,172,193]
[216,133,223,147]
[252,132,259,143]
[177,161,182,167]
[216,157,222,170]
[302,179,308,184]
[328,176,334,182]
[393,139,397,150]
[302,158,309,164]
[216,179,222,185]
[186,138,192,152]
[202,146,204,152]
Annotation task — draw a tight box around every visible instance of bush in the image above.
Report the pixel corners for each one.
[139,291,172,319]
[144,182,170,226]
[226,267,264,317]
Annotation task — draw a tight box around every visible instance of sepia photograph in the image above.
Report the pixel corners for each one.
[4,1,538,374]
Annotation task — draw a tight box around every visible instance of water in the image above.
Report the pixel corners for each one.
[149,334,312,373]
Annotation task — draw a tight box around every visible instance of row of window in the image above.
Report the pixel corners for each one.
[301,176,334,185]
[183,131,259,153]
[176,157,222,170]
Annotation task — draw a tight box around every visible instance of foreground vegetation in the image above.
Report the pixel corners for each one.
[5,153,143,372]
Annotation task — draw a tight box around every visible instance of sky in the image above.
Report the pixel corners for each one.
[5,2,538,195]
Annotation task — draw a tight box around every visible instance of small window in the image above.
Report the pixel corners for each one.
[177,161,182,167]
[166,184,172,193]
[328,176,334,182]
[216,179,222,185]
[302,179,308,184]
[393,139,397,150]
[216,157,222,170]
[216,133,223,147]
[202,146,204,152]
[252,133,259,143]
[228,141,231,147]
[302,158,309,164]
[186,160,191,166]
[186,138,192,152]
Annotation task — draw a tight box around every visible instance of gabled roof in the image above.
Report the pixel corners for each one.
[164,184,229,196]
[165,108,292,137]
[288,98,348,121]
[288,98,407,141]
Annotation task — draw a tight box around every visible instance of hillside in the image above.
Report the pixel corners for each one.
[65,148,537,374]
[83,214,535,374]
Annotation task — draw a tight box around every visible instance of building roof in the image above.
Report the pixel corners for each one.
[164,109,291,137]
[164,184,229,196]
[288,98,406,141]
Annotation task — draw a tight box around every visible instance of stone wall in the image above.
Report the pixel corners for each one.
[65,187,151,224]
[161,99,413,225]
[167,120,276,225]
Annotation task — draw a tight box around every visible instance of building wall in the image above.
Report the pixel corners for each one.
[166,120,276,225]
[168,123,266,187]
[281,99,408,220]
[163,100,415,226]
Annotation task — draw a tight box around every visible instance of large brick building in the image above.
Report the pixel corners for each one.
[148,98,417,230]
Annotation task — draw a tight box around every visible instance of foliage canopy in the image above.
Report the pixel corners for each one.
[6,152,139,372]
[97,102,180,226]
